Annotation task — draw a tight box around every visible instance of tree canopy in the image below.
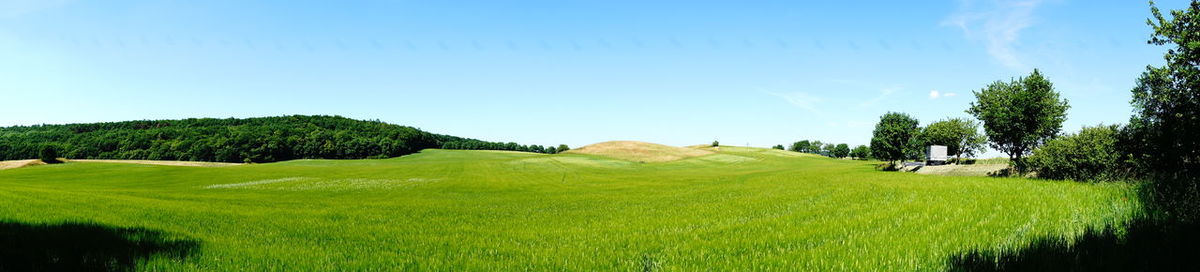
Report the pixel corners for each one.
[870,112,921,163]
[850,145,871,160]
[833,143,851,158]
[0,115,553,163]
[922,118,986,160]
[1128,0,1200,220]
[967,69,1069,168]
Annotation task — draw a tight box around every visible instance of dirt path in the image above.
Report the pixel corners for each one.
[0,159,44,170]
[914,164,1009,177]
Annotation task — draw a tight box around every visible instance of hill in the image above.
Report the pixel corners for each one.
[0,115,542,163]
[564,141,713,162]
[0,146,1140,270]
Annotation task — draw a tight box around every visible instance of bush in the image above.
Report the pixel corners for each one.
[39,145,59,163]
[1026,125,1122,181]
[712,141,719,147]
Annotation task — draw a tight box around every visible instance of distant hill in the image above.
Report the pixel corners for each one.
[0,115,544,163]
[564,141,713,162]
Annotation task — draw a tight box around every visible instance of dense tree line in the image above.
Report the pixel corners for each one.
[0,115,559,163]
[783,140,852,159]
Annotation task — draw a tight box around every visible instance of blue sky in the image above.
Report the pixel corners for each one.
[0,0,1186,156]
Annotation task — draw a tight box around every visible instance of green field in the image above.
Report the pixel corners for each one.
[0,146,1140,270]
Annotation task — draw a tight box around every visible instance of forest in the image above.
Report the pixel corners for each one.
[0,115,554,163]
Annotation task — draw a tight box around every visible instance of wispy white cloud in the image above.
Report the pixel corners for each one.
[770,91,824,114]
[928,90,959,99]
[857,87,899,109]
[943,0,1044,70]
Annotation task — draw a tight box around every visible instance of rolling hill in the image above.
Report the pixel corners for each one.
[0,144,1140,270]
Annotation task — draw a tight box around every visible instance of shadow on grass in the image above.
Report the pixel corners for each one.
[0,221,200,271]
[946,218,1200,271]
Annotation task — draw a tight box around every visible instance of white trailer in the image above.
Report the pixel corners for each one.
[926,145,949,165]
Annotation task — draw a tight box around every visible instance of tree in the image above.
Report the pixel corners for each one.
[822,143,836,156]
[833,143,851,158]
[967,69,1070,169]
[772,144,785,150]
[922,118,987,161]
[712,140,720,147]
[790,140,811,152]
[810,141,824,153]
[557,144,571,153]
[850,145,871,160]
[39,145,59,163]
[1129,1,1200,220]
[546,146,558,154]
[870,112,921,164]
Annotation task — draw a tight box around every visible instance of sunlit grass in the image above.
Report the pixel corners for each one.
[0,147,1139,270]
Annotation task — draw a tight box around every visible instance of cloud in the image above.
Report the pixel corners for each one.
[770,92,824,114]
[857,87,899,109]
[928,90,958,99]
[943,0,1044,70]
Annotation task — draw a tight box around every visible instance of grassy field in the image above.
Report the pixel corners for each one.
[0,146,1140,270]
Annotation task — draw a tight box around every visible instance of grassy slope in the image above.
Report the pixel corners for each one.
[0,146,1139,270]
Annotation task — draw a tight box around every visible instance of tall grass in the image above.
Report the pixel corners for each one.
[0,147,1139,270]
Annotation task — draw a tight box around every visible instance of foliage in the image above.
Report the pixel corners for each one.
[0,147,1140,270]
[557,144,571,153]
[821,144,835,156]
[870,112,921,163]
[38,145,59,164]
[772,144,785,150]
[1026,125,1124,181]
[832,143,850,158]
[790,140,811,152]
[712,140,719,147]
[921,118,986,159]
[1129,0,1200,221]
[0,115,547,163]
[967,69,1070,169]
[850,145,871,160]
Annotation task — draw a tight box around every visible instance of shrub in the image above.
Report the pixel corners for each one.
[39,145,59,163]
[1026,125,1122,181]
[712,141,719,147]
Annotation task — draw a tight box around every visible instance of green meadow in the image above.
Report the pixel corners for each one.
[0,146,1140,271]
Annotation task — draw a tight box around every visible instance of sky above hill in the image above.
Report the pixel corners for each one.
[0,0,1187,156]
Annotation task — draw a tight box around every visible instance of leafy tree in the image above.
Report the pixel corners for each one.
[833,143,851,158]
[772,144,785,150]
[1027,125,1123,181]
[39,145,59,163]
[967,69,1070,169]
[850,145,871,160]
[810,141,824,153]
[822,144,836,156]
[1129,1,1200,220]
[546,146,558,154]
[712,140,720,147]
[790,140,811,152]
[870,112,921,164]
[557,144,571,153]
[922,118,987,161]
